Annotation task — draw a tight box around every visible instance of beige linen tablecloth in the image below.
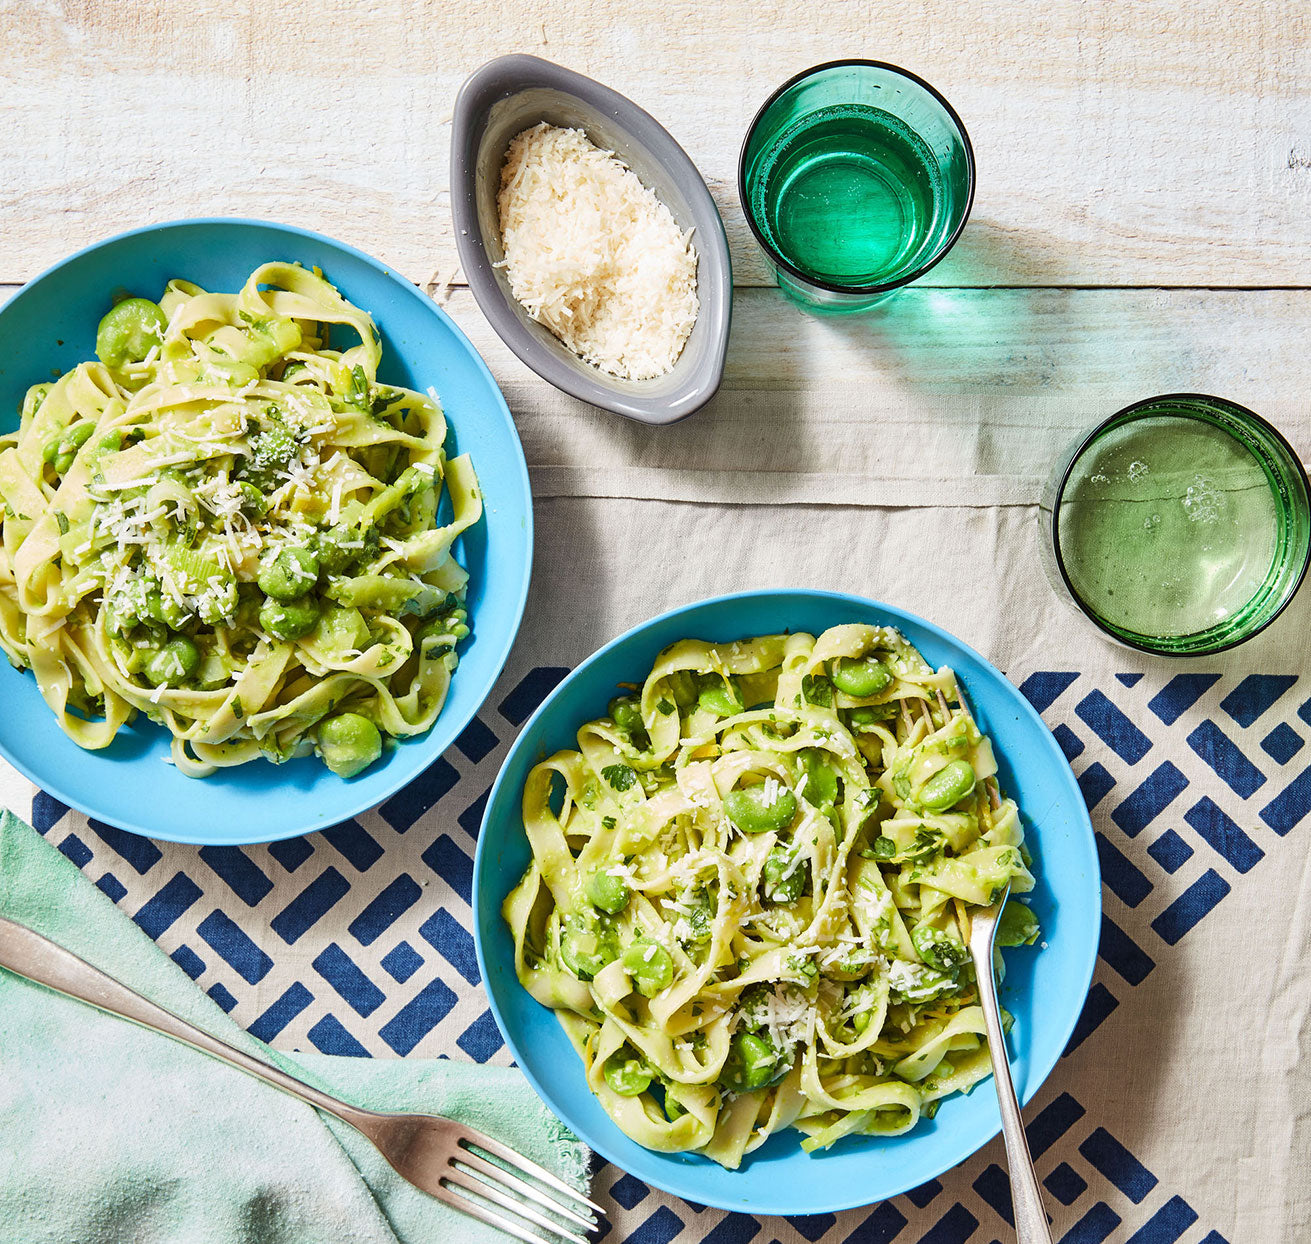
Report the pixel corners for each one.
[2,315,1308,1244]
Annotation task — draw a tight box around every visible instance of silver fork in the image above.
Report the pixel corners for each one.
[966,886,1054,1244]
[0,915,602,1244]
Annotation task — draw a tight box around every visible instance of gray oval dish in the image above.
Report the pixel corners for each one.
[450,54,732,425]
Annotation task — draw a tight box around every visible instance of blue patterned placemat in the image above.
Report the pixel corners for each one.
[27,662,1311,1244]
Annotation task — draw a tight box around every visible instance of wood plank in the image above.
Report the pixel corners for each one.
[1,0,1308,287]
[4,282,1305,507]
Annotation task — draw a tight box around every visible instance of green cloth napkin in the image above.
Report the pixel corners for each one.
[0,809,590,1243]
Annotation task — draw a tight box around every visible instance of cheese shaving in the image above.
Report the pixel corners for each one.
[496,123,699,381]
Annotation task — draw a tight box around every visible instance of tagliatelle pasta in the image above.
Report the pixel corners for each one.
[0,263,481,778]
[504,625,1040,1168]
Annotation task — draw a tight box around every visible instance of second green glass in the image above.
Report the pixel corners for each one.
[738,60,975,312]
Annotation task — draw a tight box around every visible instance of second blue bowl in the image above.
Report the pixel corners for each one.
[473,589,1100,1214]
[0,219,532,844]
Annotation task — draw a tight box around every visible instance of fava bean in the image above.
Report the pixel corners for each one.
[760,845,805,904]
[260,594,321,641]
[603,1052,652,1097]
[258,546,320,601]
[96,297,168,369]
[723,783,797,835]
[318,712,382,778]
[608,696,644,734]
[144,587,189,630]
[722,1031,780,1092]
[559,917,618,982]
[195,580,239,627]
[911,924,968,972]
[697,676,743,717]
[664,669,699,708]
[917,760,976,810]
[829,656,892,698]
[996,901,1041,948]
[621,940,673,997]
[46,422,95,475]
[847,704,898,732]
[587,868,631,915]
[799,748,839,807]
[143,636,200,687]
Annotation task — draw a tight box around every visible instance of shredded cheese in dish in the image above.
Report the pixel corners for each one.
[503,625,1040,1168]
[497,123,699,380]
[0,263,482,778]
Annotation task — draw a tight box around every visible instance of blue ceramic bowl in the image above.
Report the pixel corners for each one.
[0,219,532,845]
[474,590,1099,1214]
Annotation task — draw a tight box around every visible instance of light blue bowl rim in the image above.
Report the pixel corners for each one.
[473,587,1100,1213]
[0,217,533,844]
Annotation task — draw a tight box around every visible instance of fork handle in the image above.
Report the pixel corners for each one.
[0,915,378,1135]
[973,938,1054,1244]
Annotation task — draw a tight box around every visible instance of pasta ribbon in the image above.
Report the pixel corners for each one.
[0,264,480,778]
[503,626,1039,1166]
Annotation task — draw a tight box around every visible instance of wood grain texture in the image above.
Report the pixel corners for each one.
[8,282,1301,505]
[2,0,1309,287]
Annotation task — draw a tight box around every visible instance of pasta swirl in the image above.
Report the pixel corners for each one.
[504,625,1039,1167]
[0,263,481,777]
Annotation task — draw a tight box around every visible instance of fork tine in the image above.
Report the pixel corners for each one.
[434,1179,559,1244]
[443,1166,592,1244]
[455,1148,597,1231]
[457,1129,604,1216]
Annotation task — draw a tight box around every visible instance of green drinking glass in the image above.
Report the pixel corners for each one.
[1039,394,1311,656]
[738,60,975,313]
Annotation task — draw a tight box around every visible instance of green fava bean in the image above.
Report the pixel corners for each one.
[723,1031,780,1092]
[911,924,968,972]
[829,656,892,698]
[258,546,320,601]
[697,677,743,717]
[799,748,839,807]
[143,636,200,687]
[664,669,699,708]
[236,482,266,516]
[847,704,897,732]
[760,845,806,904]
[145,587,189,630]
[96,298,168,369]
[195,580,239,627]
[608,696,644,734]
[260,594,321,641]
[559,917,618,982]
[50,422,95,475]
[851,1008,872,1034]
[918,760,976,811]
[318,712,382,778]
[622,940,673,997]
[603,1052,652,1097]
[996,901,1041,948]
[587,868,631,915]
[723,784,797,835]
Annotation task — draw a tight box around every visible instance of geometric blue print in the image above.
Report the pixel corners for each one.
[1146,829,1193,874]
[1095,832,1153,907]
[23,666,1280,1244]
[1075,689,1151,763]
[1182,797,1263,873]
[1147,673,1221,726]
[1218,674,1298,727]
[1260,721,1304,764]
[1151,870,1231,945]
[1110,763,1187,837]
[1186,720,1265,797]
[1260,766,1311,836]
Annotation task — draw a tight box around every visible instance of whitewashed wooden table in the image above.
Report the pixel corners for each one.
[3,3,1310,1242]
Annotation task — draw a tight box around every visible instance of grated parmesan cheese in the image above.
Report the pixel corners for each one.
[496,123,699,381]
